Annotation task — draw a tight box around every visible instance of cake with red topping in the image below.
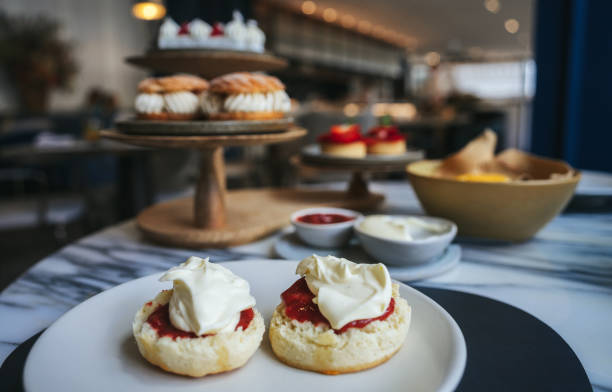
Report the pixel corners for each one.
[318,124,367,158]
[365,124,406,155]
[269,255,411,374]
[157,11,265,53]
[132,257,264,377]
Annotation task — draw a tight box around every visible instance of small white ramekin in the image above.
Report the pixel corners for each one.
[290,207,363,248]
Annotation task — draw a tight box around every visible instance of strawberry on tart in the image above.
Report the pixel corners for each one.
[318,124,367,158]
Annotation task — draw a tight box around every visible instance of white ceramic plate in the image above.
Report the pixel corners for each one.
[24,260,466,392]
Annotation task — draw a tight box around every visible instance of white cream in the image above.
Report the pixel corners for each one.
[271,90,291,112]
[189,18,212,39]
[135,93,164,114]
[225,11,248,44]
[160,257,256,336]
[359,215,451,241]
[245,20,265,50]
[159,17,179,38]
[223,91,290,113]
[164,91,199,114]
[296,255,392,330]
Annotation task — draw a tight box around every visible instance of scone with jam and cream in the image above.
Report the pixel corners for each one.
[318,124,367,158]
[200,72,291,120]
[269,255,411,374]
[135,75,209,120]
[132,257,264,377]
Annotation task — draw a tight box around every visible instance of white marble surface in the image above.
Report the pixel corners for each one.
[1,180,611,391]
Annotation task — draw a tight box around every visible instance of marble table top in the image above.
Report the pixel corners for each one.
[1,179,611,391]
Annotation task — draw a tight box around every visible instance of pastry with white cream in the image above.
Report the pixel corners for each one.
[135,74,209,120]
[201,72,291,120]
[132,256,264,377]
[269,255,411,374]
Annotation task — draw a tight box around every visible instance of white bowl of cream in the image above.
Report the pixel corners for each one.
[354,215,457,265]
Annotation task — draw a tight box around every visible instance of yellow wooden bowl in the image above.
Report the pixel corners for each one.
[406,158,580,242]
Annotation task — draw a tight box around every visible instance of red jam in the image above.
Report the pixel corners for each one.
[211,22,224,36]
[177,22,190,35]
[297,213,355,224]
[318,124,363,144]
[236,307,255,331]
[146,304,254,340]
[364,125,405,145]
[280,277,395,334]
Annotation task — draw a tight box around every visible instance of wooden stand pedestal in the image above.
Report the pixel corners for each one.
[102,129,383,248]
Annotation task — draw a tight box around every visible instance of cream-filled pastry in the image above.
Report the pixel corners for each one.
[201,72,291,120]
[132,256,264,377]
[134,74,209,120]
[269,255,411,374]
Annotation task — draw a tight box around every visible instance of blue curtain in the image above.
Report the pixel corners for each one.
[531,0,612,172]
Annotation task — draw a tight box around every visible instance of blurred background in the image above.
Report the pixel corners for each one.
[0,0,610,288]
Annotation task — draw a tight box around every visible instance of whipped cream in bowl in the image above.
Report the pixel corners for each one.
[354,215,457,266]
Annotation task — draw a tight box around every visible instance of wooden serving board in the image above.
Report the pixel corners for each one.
[137,188,384,248]
[125,50,287,77]
[116,117,294,136]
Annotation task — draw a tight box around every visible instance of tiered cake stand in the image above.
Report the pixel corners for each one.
[104,126,388,248]
[104,51,388,248]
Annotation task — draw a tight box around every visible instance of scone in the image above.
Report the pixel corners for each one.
[269,255,411,374]
[318,124,367,158]
[201,72,291,120]
[133,257,264,377]
[134,74,209,120]
[365,125,406,155]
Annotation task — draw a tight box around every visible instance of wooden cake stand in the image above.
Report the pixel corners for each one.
[102,129,383,248]
[126,50,287,78]
[116,117,294,136]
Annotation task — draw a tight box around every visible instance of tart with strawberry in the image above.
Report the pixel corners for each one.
[364,124,406,155]
[318,124,367,158]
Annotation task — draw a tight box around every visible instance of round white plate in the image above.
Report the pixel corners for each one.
[24,260,466,392]
[274,233,461,281]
